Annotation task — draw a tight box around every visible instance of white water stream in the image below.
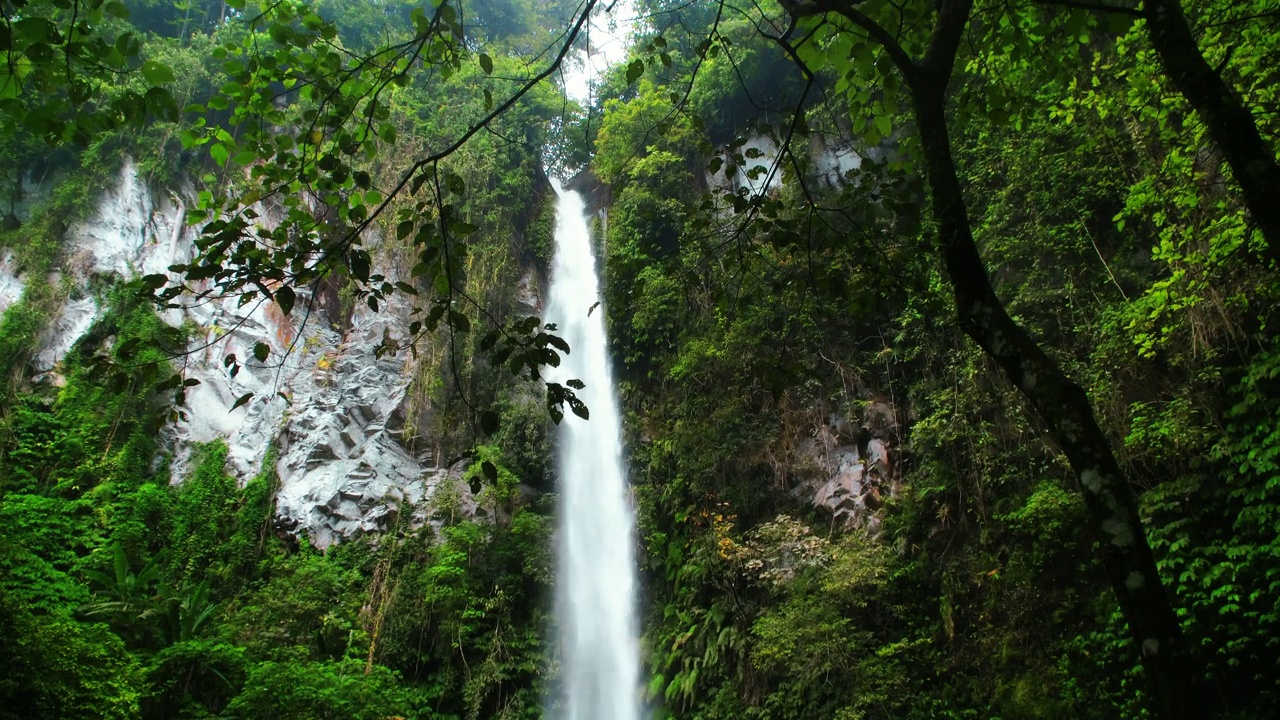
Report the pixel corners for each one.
[546,183,641,720]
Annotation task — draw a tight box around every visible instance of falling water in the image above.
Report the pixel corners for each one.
[546,181,641,720]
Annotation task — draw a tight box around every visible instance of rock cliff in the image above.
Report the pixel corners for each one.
[0,160,503,548]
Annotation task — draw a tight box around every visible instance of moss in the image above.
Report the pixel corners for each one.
[169,442,238,585]
[0,145,122,276]
[523,189,558,269]
[0,290,48,387]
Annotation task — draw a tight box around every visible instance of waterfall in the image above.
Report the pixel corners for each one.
[546,182,641,720]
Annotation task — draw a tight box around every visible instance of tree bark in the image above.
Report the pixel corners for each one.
[912,79,1208,720]
[908,5,1209,717]
[783,0,1211,715]
[1142,0,1280,267]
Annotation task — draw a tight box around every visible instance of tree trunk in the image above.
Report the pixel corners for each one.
[782,0,1213,713]
[1142,0,1280,266]
[911,79,1207,719]
[900,0,1209,715]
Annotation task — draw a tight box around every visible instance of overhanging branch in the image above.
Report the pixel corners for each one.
[780,0,919,79]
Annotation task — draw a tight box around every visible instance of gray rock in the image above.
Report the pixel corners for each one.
[861,401,900,440]
[515,270,542,314]
[796,404,900,531]
[32,159,481,550]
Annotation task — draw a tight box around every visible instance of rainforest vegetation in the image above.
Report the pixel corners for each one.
[1,0,1278,718]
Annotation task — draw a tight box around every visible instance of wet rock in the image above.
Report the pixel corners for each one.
[861,400,900,441]
[0,252,24,315]
[866,438,891,474]
[34,296,97,370]
[515,270,541,314]
[413,460,480,533]
[365,503,400,529]
[338,430,358,450]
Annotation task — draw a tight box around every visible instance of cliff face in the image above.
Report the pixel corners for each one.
[0,159,530,548]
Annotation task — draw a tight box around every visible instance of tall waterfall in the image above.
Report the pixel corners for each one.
[546,182,641,720]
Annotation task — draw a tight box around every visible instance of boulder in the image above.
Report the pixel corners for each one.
[796,402,901,531]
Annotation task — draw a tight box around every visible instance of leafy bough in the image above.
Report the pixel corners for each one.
[132,0,605,429]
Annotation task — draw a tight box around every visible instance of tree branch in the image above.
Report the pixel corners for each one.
[1142,0,1280,266]
[781,0,918,78]
[1032,0,1142,17]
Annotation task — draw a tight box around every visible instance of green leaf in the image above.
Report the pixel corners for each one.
[626,59,645,84]
[874,114,891,138]
[145,87,178,121]
[545,334,570,354]
[349,249,371,283]
[140,60,175,85]
[450,221,478,236]
[253,342,270,362]
[480,410,500,435]
[275,285,295,316]
[479,53,493,75]
[209,143,230,167]
[0,68,20,101]
[231,392,254,411]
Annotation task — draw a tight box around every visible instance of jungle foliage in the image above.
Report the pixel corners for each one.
[0,286,557,719]
[590,1,1280,719]
[1,0,1279,718]
[1,1,573,718]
